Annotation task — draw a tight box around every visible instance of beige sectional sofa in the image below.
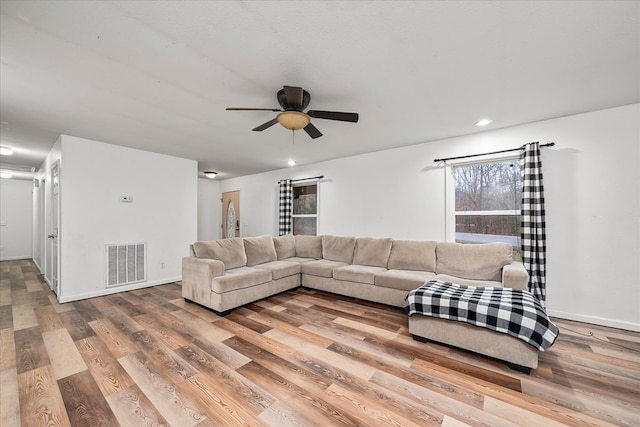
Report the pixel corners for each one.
[182,234,537,371]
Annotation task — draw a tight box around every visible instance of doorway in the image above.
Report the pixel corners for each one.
[221,190,240,238]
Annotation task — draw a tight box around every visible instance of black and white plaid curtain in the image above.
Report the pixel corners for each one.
[520,142,547,305]
[278,179,293,235]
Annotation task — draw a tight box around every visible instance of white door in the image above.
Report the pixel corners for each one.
[47,161,61,295]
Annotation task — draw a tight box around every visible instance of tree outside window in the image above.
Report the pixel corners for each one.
[453,159,522,259]
[292,183,317,235]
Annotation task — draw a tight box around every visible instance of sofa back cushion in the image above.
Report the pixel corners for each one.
[436,242,512,281]
[273,234,296,260]
[387,240,437,271]
[353,237,393,267]
[243,235,278,266]
[295,235,323,259]
[322,235,356,263]
[193,238,247,269]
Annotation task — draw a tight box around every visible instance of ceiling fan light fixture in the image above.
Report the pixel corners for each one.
[277,111,310,130]
[203,171,218,179]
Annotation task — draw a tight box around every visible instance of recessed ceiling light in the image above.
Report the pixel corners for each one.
[203,171,218,179]
[474,119,493,127]
[0,171,12,179]
[0,146,14,155]
[288,160,296,166]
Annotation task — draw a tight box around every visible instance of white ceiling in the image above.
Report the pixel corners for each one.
[1,1,638,180]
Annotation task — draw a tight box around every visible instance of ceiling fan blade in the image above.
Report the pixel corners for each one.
[226,107,282,112]
[283,86,303,109]
[303,123,323,139]
[252,118,279,131]
[307,110,359,123]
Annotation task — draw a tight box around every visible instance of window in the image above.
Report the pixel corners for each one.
[292,182,318,235]
[448,158,522,259]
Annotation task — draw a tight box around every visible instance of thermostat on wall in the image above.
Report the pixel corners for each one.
[121,195,133,203]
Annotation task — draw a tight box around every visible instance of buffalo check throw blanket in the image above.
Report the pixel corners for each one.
[404,280,559,351]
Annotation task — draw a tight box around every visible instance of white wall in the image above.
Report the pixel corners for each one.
[0,179,33,260]
[215,104,640,331]
[197,178,220,241]
[40,135,197,302]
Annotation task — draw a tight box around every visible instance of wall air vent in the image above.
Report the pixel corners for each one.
[106,243,146,287]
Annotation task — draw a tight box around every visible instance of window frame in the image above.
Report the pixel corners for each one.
[291,179,320,236]
[445,153,521,243]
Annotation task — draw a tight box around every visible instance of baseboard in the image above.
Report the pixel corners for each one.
[57,277,181,303]
[0,255,32,261]
[547,309,640,333]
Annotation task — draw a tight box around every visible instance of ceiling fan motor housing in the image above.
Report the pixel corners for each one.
[277,88,311,111]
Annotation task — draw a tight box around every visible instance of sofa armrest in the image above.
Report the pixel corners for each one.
[181,257,225,304]
[502,261,528,290]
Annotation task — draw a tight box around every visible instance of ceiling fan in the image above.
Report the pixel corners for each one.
[226,86,359,139]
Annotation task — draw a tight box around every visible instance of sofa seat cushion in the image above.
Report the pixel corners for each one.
[244,235,278,266]
[353,237,393,267]
[375,270,436,291]
[254,260,301,280]
[211,267,272,293]
[333,265,388,285]
[436,242,512,281]
[434,274,502,288]
[284,256,316,264]
[301,259,348,278]
[193,238,247,269]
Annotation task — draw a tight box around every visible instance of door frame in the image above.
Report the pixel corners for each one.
[45,160,61,295]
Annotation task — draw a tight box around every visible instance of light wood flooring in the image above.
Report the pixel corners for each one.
[1,259,639,426]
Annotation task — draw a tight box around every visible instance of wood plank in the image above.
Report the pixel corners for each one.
[58,310,96,341]
[224,335,331,395]
[0,304,13,329]
[12,302,38,330]
[105,384,169,426]
[47,295,76,313]
[184,373,269,426]
[266,327,378,380]
[323,382,430,427]
[0,327,16,370]
[88,316,138,358]
[129,329,198,383]
[1,368,20,426]
[193,335,251,369]
[176,342,276,416]
[14,326,50,374]
[238,360,363,427]
[282,344,448,426]
[34,304,64,332]
[42,328,88,380]
[75,336,135,396]
[17,365,71,426]
[100,305,144,337]
[119,351,207,426]
[258,400,317,426]
[71,299,103,322]
[57,369,120,426]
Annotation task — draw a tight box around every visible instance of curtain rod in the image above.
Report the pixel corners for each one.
[433,142,555,163]
[278,175,324,184]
